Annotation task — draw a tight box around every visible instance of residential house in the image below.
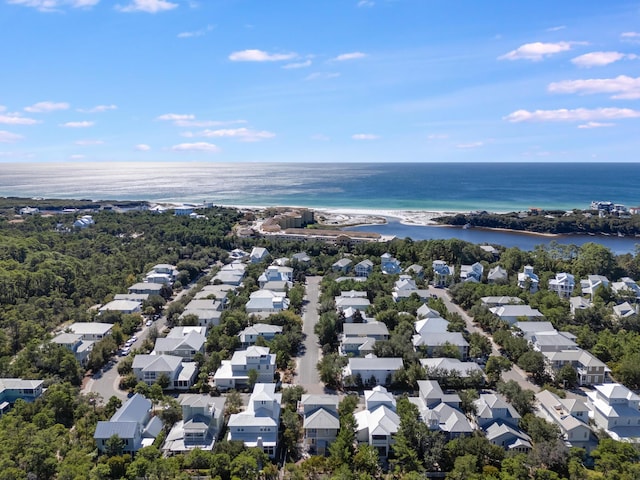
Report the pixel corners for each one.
[227,383,282,458]
[213,346,276,391]
[432,260,454,287]
[412,332,469,360]
[381,253,402,275]
[163,394,227,454]
[485,423,532,453]
[548,273,575,299]
[405,264,424,279]
[414,316,449,335]
[355,259,374,278]
[586,383,640,442]
[354,386,400,457]
[249,247,269,263]
[530,332,578,353]
[408,380,474,439]
[489,305,544,325]
[194,284,234,302]
[291,252,311,264]
[153,330,206,361]
[238,324,283,347]
[229,248,249,260]
[460,262,484,283]
[132,355,198,390]
[99,299,141,315]
[66,322,113,341]
[181,298,224,327]
[518,265,539,293]
[513,321,556,338]
[570,296,592,316]
[128,282,164,296]
[146,264,178,284]
[392,275,430,302]
[339,322,389,357]
[611,277,640,300]
[613,301,637,319]
[481,296,523,308]
[335,294,370,316]
[580,275,610,299]
[480,245,500,258]
[536,390,594,450]
[73,215,94,228]
[258,265,293,288]
[51,332,93,366]
[416,304,444,319]
[299,394,340,456]
[94,394,163,454]
[114,293,149,303]
[245,290,289,314]
[0,378,44,413]
[212,269,244,287]
[332,258,353,274]
[543,349,608,386]
[343,355,403,386]
[487,266,508,284]
[474,393,521,429]
[420,358,483,379]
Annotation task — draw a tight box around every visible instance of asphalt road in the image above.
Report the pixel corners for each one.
[295,276,324,394]
[81,277,201,404]
[427,285,541,393]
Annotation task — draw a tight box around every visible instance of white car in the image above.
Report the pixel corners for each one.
[145,319,153,327]
[120,347,131,356]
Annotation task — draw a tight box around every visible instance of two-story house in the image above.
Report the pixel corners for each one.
[432,260,454,287]
[381,253,402,275]
[536,390,594,451]
[132,354,198,390]
[227,383,281,458]
[354,259,374,278]
[213,346,276,391]
[163,394,227,454]
[586,383,640,442]
[238,324,283,347]
[354,386,400,458]
[548,272,575,298]
[299,394,340,456]
[94,394,163,454]
[460,262,484,283]
[518,265,539,293]
[153,330,206,361]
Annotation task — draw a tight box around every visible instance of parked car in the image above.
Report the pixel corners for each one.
[145,319,153,327]
[119,347,131,356]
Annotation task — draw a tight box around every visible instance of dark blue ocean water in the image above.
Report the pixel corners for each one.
[1,161,638,253]
[0,162,638,212]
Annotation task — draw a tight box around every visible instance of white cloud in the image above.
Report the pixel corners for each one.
[117,0,177,13]
[0,113,40,125]
[311,134,330,141]
[498,41,582,61]
[157,113,194,121]
[352,133,379,140]
[621,32,640,43]
[188,127,275,142]
[177,24,214,38]
[135,144,151,151]
[357,0,374,6]
[305,72,341,81]
[0,131,24,143]
[571,51,637,68]
[75,139,104,145]
[548,75,640,100]
[171,142,220,153]
[546,25,566,32]
[577,122,615,129]
[24,101,70,113]
[60,121,95,128]
[427,133,449,140]
[228,49,297,62]
[0,106,5,112]
[69,154,86,160]
[7,0,98,12]
[282,60,312,69]
[77,104,117,113]
[457,141,484,149]
[333,52,367,61]
[504,107,640,123]
[175,119,246,128]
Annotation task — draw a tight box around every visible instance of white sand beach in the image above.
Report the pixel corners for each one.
[313,208,467,227]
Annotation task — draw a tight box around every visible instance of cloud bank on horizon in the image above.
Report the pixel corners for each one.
[1,0,640,162]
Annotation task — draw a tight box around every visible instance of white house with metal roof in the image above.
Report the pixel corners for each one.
[227,383,281,458]
[132,354,198,390]
[343,355,403,387]
[586,383,640,442]
[213,346,276,391]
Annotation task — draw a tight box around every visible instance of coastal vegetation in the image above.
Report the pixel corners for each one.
[436,209,640,236]
[1,199,640,478]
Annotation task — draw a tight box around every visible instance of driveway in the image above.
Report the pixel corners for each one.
[295,276,324,394]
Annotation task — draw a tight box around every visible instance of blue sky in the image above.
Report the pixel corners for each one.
[1,0,640,163]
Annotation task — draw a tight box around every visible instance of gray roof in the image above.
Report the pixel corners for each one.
[348,357,403,371]
[94,421,138,439]
[304,408,340,429]
[111,393,152,422]
[343,321,388,337]
[133,354,182,372]
[67,322,113,336]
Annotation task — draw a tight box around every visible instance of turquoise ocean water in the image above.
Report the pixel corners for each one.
[1,162,638,253]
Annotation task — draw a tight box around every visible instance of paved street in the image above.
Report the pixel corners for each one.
[427,285,541,393]
[81,275,202,404]
[295,276,324,394]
